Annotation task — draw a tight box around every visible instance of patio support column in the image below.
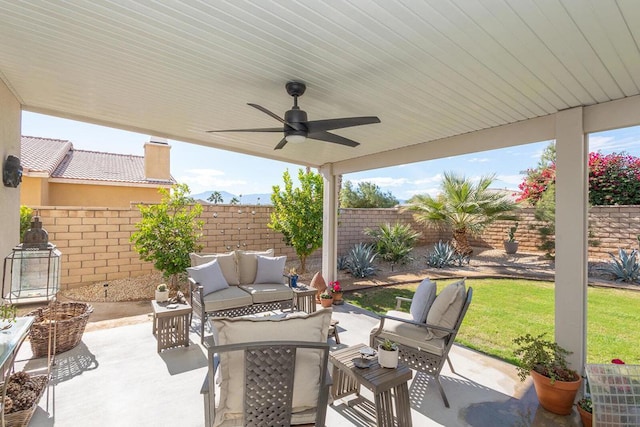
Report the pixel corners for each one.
[319,164,338,283]
[555,107,588,370]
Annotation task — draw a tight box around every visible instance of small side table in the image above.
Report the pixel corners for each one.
[330,343,413,427]
[151,300,192,353]
[291,285,317,313]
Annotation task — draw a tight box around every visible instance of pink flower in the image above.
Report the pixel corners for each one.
[330,281,342,293]
[612,358,626,364]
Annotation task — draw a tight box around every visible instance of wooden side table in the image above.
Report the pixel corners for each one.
[330,343,413,427]
[291,285,317,313]
[151,300,192,352]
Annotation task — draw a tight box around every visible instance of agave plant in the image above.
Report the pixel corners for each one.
[363,223,421,265]
[337,254,348,271]
[346,243,378,278]
[425,240,457,268]
[599,248,640,283]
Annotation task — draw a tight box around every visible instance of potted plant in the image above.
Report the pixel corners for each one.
[377,338,399,368]
[319,291,333,308]
[513,333,581,415]
[577,394,592,426]
[504,221,519,254]
[330,281,343,305]
[155,283,169,303]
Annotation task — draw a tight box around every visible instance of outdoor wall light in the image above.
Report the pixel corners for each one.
[3,155,22,188]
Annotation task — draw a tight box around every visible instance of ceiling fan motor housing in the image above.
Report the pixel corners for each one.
[284,108,308,137]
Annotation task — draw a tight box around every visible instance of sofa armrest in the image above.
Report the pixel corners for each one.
[189,277,204,304]
[395,296,412,310]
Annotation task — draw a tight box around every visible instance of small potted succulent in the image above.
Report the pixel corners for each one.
[330,281,343,305]
[504,221,519,254]
[319,291,333,308]
[155,283,169,303]
[513,333,581,415]
[377,338,399,368]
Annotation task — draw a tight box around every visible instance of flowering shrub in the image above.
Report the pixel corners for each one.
[329,281,342,293]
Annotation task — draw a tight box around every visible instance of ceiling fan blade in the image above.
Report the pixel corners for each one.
[274,138,288,150]
[206,127,282,133]
[306,116,380,133]
[247,103,287,124]
[308,131,360,147]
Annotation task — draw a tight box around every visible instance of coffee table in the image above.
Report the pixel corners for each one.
[330,343,413,426]
[151,300,192,353]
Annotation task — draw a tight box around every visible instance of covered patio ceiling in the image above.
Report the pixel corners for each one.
[2,1,640,174]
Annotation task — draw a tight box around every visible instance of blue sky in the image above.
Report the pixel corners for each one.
[21,111,640,200]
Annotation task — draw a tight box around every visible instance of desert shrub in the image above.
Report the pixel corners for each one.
[599,249,640,283]
[425,240,460,268]
[363,223,421,264]
[346,243,378,278]
[337,255,348,271]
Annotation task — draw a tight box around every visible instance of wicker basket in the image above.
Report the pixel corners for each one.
[26,302,93,358]
[2,374,48,427]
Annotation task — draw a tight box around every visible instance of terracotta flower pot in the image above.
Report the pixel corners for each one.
[531,369,581,415]
[320,297,333,308]
[577,404,592,426]
[332,292,344,305]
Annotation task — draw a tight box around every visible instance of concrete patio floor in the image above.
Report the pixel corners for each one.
[15,303,583,426]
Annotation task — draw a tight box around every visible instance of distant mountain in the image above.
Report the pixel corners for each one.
[191,190,272,205]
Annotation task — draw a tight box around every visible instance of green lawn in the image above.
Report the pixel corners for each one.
[346,278,640,366]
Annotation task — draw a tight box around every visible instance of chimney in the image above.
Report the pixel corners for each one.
[144,136,171,181]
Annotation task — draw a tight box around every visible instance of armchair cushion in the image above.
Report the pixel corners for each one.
[371,311,446,356]
[202,286,253,312]
[254,255,287,284]
[190,252,239,285]
[426,279,466,339]
[211,309,332,422]
[236,249,274,284]
[410,278,437,323]
[238,284,293,303]
[187,259,229,296]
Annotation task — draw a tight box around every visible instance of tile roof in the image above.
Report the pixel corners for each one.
[21,136,72,174]
[21,136,175,185]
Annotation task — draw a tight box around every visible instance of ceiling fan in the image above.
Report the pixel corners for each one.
[207,81,380,150]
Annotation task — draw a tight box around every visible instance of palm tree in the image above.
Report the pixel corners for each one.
[404,172,518,255]
[207,191,223,204]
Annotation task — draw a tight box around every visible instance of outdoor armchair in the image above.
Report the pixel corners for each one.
[370,280,473,408]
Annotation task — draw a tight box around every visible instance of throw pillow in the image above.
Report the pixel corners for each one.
[410,278,437,323]
[186,259,229,296]
[236,249,274,284]
[425,279,466,339]
[254,255,287,284]
[189,252,239,285]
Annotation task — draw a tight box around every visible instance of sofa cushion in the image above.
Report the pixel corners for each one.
[410,278,437,323]
[211,309,332,425]
[238,284,293,304]
[202,286,253,312]
[236,249,274,284]
[254,255,287,284]
[186,259,229,296]
[426,279,466,339]
[370,310,445,356]
[189,252,239,285]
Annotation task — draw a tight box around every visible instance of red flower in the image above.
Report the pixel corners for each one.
[611,358,625,364]
[330,281,342,293]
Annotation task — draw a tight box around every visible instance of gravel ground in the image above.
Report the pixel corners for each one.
[60,246,555,302]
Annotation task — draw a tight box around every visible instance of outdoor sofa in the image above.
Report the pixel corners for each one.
[188,249,294,342]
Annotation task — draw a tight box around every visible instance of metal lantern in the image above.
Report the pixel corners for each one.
[2,216,61,304]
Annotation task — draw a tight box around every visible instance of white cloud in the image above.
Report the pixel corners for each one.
[589,134,640,153]
[468,157,490,163]
[178,168,246,194]
[413,173,443,185]
[496,174,525,185]
[402,187,440,198]
[349,177,409,187]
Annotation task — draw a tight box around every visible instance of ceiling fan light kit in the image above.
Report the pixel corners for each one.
[207,81,380,150]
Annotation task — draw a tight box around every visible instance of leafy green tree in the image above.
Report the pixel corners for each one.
[207,191,223,204]
[19,206,33,242]
[340,181,399,208]
[269,169,323,273]
[405,172,518,255]
[130,183,204,291]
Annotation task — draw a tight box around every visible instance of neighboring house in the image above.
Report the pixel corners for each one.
[20,136,175,207]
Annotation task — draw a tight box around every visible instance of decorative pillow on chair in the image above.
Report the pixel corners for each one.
[254,255,287,284]
[425,279,466,339]
[186,259,229,296]
[236,249,274,284]
[410,278,437,323]
[189,252,239,285]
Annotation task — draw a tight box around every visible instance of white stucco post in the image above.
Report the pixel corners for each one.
[319,164,338,283]
[555,107,588,370]
[0,80,22,280]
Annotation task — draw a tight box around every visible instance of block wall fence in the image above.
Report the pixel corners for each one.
[31,204,640,289]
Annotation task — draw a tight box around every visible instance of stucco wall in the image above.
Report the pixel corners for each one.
[0,80,21,262]
[47,182,163,207]
[32,203,640,289]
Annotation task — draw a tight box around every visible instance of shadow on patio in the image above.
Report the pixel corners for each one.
[16,303,581,427]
